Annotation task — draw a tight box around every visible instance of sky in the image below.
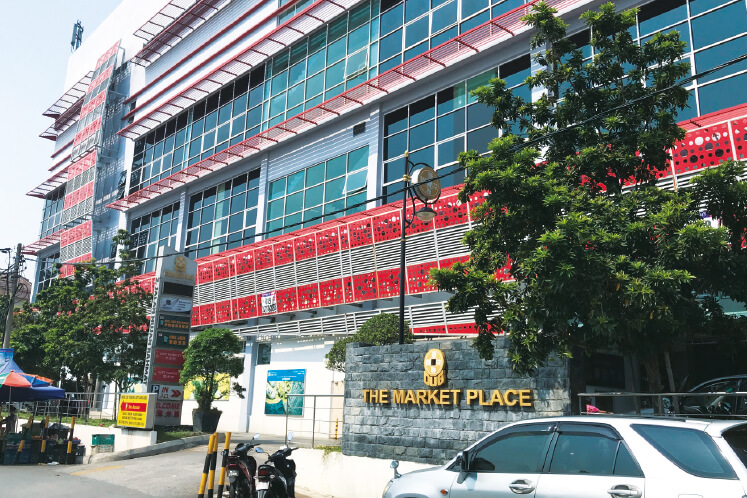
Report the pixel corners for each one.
[0,1,121,284]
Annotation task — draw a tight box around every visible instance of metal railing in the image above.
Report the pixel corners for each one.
[18,391,120,423]
[579,391,747,419]
[284,394,344,448]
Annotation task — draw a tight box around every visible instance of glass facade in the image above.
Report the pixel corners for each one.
[279,0,314,23]
[129,202,181,273]
[36,252,60,292]
[632,0,747,117]
[39,187,66,238]
[266,146,369,234]
[186,170,261,258]
[382,55,530,202]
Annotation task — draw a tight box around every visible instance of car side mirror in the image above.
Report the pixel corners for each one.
[253,433,261,440]
[458,451,469,472]
[390,460,401,479]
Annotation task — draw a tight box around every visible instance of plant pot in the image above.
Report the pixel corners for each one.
[192,409,222,433]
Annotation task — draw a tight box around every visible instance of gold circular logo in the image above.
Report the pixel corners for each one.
[424,348,445,377]
[174,255,187,272]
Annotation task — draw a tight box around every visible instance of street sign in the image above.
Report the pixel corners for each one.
[153,366,181,383]
[151,384,184,400]
[155,348,185,365]
[158,314,191,331]
[160,296,192,313]
[155,400,183,422]
[156,331,189,349]
[117,393,155,429]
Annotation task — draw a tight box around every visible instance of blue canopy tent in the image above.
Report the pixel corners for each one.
[0,358,65,402]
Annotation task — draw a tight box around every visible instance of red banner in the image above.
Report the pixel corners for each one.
[155,349,185,366]
[120,401,147,413]
[152,367,181,383]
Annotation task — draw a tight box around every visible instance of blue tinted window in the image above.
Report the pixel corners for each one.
[406,0,429,22]
[492,0,523,17]
[409,120,435,150]
[462,0,489,18]
[380,29,403,61]
[381,3,404,35]
[699,73,747,115]
[406,16,429,47]
[692,2,747,49]
[433,1,458,32]
[638,0,686,37]
[461,10,489,32]
[695,35,747,83]
[438,108,465,140]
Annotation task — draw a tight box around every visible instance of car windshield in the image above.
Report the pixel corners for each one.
[633,424,737,479]
[723,425,747,468]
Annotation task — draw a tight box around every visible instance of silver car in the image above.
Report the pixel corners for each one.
[382,416,747,498]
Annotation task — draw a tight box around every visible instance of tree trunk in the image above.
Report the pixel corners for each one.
[642,352,664,414]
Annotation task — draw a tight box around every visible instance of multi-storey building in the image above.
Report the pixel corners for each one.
[26,0,747,432]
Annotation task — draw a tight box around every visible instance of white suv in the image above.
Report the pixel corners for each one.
[382,416,747,498]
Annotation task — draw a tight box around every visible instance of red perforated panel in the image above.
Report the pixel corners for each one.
[343,276,355,303]
[439,255,469,269]
[197,263,214,284]
[213,258,230,281]
[231,299,240,321]
[730,118,747,160]
[377,269,401,298]
[228,256,239,277]
[191,306,201,327]
[495,260,511,281]
[274,241,294,266]
[373,212,401,243]
[294,234,317,261]
[297,283,320,309]
[319,278,345,307]
[215,300,231,323]
[447,323,479,334]
[352,272,377,301]
[433,195,469,229]
[412,325,448,335]
[255,246,274,270]
[316,227,340,255]
[235,251,254,274]
[276,288,298,313]
[407,261,438,294]
[237,295,257,319]
[200,304,216,325]
[467,191,489,221]
[348,220,373,248]
[672,123,732,175]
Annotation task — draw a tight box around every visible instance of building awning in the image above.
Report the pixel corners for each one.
[132,0,232,66]
[42,71,92,119]
[39,98,84,142]
[23,231,63,256]
[27,167,69,199]
[109,0,542,210]
[119,0,365,139]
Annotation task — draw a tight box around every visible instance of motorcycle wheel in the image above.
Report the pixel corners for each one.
[228,483,237,498]
[228,483,248,498]
[257,491,267,498]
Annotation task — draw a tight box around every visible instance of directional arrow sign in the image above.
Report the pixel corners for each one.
[156,385,184,400]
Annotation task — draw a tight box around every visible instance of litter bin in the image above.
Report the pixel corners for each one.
[92,434,114,454]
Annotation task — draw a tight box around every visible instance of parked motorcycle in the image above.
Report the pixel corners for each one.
[227,433,262,498]
[255,433,298,498]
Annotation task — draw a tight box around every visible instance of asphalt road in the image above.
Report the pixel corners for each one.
[0,443,317,497]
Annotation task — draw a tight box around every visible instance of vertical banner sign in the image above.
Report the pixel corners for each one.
[144,246,196,426]
[0,349,14,370]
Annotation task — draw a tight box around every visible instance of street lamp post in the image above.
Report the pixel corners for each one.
[399,151,441,344]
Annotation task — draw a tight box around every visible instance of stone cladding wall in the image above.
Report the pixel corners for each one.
[342,337,570,464]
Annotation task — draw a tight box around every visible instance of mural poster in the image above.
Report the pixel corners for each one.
[265,369,305,416]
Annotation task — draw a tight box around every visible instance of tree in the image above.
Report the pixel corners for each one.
[431,2,747,390]
[12,230,152,391]
[179,328,245,414]
[325,313,413,372]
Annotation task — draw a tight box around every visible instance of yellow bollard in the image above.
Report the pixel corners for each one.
[40,416,50,459]
[66,416,76,464]
[207,432,219,498]
[198,434,216,498]
[335,418,339,439]
[216,432,232,498]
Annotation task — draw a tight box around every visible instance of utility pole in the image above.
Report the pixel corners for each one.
[3,243,22,349]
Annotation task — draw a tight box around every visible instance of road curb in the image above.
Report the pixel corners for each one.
[87,435,211,464]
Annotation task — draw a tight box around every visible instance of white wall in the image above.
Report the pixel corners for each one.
[248,335,344,437]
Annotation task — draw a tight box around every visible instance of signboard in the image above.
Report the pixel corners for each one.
[153,366,181,383]
[145,247,197,427]
[155,349,185,366]
[185,375,230,401]
[151,384,184,400]
[265,369,305,416]
[261,291,277,314]
[156,331,189,349]
[158,314,191,331]
[155,400,183,420]
[117,393,155,429]
[160,296,192,313]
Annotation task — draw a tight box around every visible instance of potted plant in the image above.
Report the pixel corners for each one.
[180,327,245,433]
